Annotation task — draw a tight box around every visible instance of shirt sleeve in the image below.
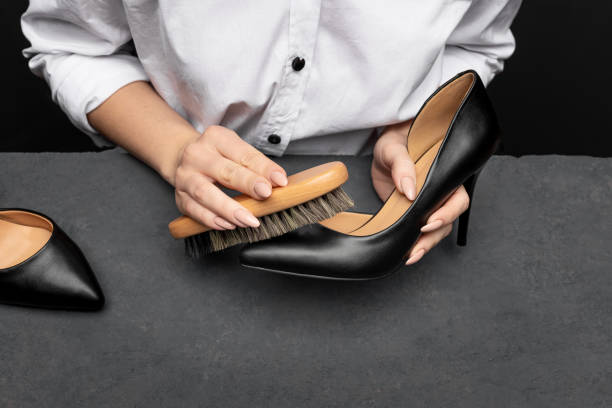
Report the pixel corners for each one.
[441,0,522,86]
[21,1,149,147]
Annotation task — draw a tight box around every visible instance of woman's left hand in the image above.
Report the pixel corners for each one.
[371,120,470,265]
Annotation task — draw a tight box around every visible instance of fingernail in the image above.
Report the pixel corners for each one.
[233,218,248,228]
[254,181,272,198]
[401,177,416,200]
[270,171,288,187]
[213,217,235,230]
[421,219,443,232]
[234,208,260,228]
[405,249,425,265]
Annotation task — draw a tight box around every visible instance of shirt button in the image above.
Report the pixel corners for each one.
[291,56,306,71]
[267,134,281,144]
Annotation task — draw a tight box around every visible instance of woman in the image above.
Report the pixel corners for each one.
[21,1,521,265]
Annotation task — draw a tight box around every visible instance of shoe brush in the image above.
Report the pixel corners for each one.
[168,161,354,257]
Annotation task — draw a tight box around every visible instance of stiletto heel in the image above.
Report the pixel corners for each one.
[240,70,501,280]
[456,171,481,246]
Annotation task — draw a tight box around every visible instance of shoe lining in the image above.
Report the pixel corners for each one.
[0,211,53,270]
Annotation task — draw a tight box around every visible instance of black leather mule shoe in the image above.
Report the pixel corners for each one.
[240,70,501,280]
[0,209,105,310]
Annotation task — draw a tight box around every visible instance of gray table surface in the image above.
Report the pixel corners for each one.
[0,150,611,407]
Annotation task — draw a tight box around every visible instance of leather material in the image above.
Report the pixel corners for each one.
[239,70,501,280]
[0,208,105,310]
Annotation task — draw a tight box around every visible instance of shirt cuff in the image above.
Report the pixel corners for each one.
[441,45,504,87]
[46,53,149,147]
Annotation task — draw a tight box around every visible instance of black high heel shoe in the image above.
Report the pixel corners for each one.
[0,208,105,310]
[239,70,501,280]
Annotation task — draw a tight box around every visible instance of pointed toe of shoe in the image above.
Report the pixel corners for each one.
[239,240,278,270]
[38,268,105,311]
[44,229,105,311]
[239,228,326,278]
[0,209,105,311]
[239,224,393,280]
[49,255,105,311]
[67,284,105,311]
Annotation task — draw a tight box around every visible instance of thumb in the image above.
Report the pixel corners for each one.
[386,143,417,200]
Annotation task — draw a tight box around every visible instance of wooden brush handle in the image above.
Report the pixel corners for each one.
[168,161,348,239]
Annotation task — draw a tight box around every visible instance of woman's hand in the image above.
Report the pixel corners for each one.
[371,120,470,265]
[173,125,288,231]
[86,82,286,232]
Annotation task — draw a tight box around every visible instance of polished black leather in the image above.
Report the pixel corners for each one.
[0,209,105,310]
[239,71,501,280]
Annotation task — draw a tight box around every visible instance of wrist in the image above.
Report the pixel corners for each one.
[158,129,200,186]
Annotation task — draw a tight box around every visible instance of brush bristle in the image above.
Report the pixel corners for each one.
[184,187,354,257]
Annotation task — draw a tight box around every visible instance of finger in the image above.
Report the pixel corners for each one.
[420,186,469,232]
[176,191,229,231]
[383,119,414,137]
[406,224,453,265]
[373,120,413,168]
[405,248,425,266]
[183,172,260,228]
[381,142,417,200]
[211,127,288,187]
[199,154,274,200]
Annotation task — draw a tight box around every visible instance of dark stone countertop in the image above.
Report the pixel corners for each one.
[1,150,611,407]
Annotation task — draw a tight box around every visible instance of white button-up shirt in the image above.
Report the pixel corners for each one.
[21,0,521,156]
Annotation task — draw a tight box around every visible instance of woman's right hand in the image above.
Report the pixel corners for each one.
[173,125,288,231]
[86,82,287,231]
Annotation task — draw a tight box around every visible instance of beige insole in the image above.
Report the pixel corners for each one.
[319,211,373,233]
[321,72,475,236]
[0,211,53,269]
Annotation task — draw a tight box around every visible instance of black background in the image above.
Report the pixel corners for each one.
[2,2,611,156]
